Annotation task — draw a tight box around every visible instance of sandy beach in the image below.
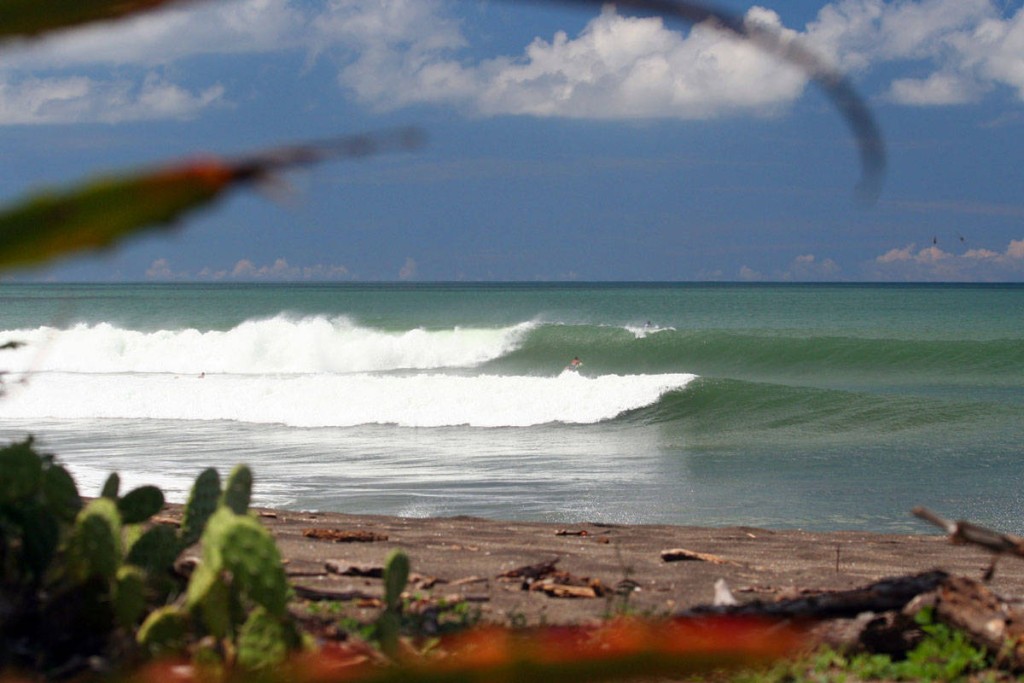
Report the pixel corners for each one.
[162,505,1024,627]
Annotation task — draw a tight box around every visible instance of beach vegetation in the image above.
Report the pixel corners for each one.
[0,439,304,677]
[738,608,996,683]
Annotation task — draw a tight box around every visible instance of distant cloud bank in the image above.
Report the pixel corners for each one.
[866,238,1024,281]
[145,258,352,282]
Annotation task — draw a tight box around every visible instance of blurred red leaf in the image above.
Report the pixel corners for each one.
[0,129,423,271]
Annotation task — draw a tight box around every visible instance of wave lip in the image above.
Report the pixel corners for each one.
[2,371,697,428]
[1,317,535,376]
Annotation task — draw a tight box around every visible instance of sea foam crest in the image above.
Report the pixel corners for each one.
[3,371,697,428]
[0,316,534,375]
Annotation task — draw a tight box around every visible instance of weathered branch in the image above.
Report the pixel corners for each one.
[913,507,1024,558]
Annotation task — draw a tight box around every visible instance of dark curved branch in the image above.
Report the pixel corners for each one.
[519,0,886,202]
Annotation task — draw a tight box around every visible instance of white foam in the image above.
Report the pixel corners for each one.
[0,317,533,375]
[2,371,697,428]
[625,323,676,339]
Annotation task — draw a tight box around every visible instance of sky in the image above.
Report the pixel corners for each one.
[1,0,1022,283]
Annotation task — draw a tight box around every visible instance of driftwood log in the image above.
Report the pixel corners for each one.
[682,570,949,619]
[933,575,1024,670]
[913,506,1024,581]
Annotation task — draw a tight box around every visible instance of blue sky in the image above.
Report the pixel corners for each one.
[1,0,1023,282]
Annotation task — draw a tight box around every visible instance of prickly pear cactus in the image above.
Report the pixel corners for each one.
[40,461,81,522]
[137,606,189,657]
[100,472,120,499]
[383,549,410,612]
[180,467,220,547]
[67,497,122,581]
[378,549,410,658]
[236,607,294,670]
[217,513,289,617]
[0,437,43,501]
[117,485,164,524]
[114,566,147,629]
[0,439,81,584]
[125,524,180,575]
[220,464,252,515]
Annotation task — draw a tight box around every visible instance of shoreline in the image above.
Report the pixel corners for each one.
[163,504,1024,626]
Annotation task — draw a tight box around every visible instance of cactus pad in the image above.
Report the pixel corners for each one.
[125,524,181,574]
[237,607,292,670]
[383,550,410,612]
[100,472,120,499]
[117,485,164,524]
[114,566,147,629]
[137,606,189,656]
[220,464,253,515]
[0,438,43,502]
[217,514,289,617]
[41,463,82,522]
[69,498,122,581]
[180,467,221,547]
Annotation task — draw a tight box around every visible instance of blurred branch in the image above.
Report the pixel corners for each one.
[0,128,424,271]
[0,0,184,40]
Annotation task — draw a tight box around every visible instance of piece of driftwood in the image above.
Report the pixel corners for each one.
[151,515,180,527]
[661,548,733,565]
[325,561,383,578]
[497,558,560,581]
[292,584,379,602]
[913,507,1024,580]
[303,528,388,543]
[934,575,1024,671]
[450,576,488,586]
[555,529,589,536]
[682,570,949,619]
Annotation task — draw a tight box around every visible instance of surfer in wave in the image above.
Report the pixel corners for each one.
[567,356,583,371]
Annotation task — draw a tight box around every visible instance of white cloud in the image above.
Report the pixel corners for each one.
[332,4,809,119]
[886,71,981,104]
[0,73,224,124]
[5,0,1024,125]
[806,0,1024,105]
[779,253,842,280]
[398,256,417,280]
[739,265,763,281]
[866,238,1024,280]
[146,258,351,281]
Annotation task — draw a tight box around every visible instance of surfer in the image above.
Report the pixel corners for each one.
[568,356,582,371]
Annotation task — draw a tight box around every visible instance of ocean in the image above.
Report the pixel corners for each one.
[1,282,1021,533]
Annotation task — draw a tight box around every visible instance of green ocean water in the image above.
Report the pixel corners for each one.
[1,282,1021,532]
